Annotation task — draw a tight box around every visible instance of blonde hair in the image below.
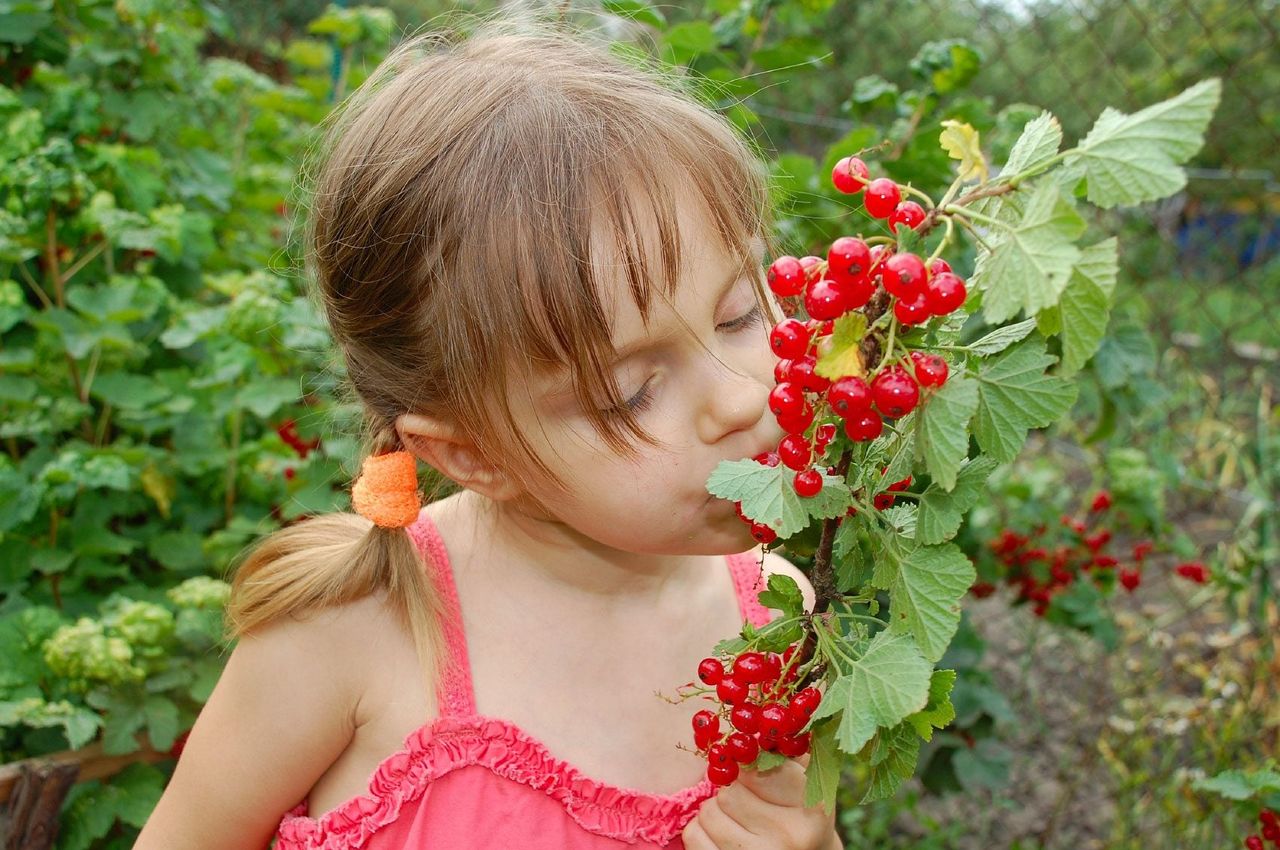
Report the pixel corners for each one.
[224,12,781,702]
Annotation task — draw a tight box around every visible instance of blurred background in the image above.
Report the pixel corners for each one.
[0,1,1275,848]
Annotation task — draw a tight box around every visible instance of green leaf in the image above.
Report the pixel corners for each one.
[915,375,979,491]
[802,715,842,813]
[757,573,804,617]
[1001,111,1063,178]
[889,544,975,662]
[809,629,931,754]
[966,318,1038,356]
[1038,238,1118,375]
[1067,79,1222,208]
[971,180,1086,323]
[1093,320,1156,389]
[814,312,867,380]
[601,0,666,27]
[953,737,1013,790]
[1192,768,1280,801]
[972,337,1078,462]
[916,456,998,545]
[143,695,179,751]
[706,460,852,538]
[236,378,299,419]
[89,373,171,411]
[859,721,920,803]
[906,669,957,741]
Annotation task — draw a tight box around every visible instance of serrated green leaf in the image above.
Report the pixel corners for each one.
[860,721,921,803]
[907,669,957,741]
[707,460,852,538]
[1041,238,1119,375]
[1093,320,1156,389]
[971,181,1086,323]
[1192,768,1280,801]
[916,456,998,544]
[1001,111,1063,178]
[814,312,867,380]
[809,629,931,754]
[966,318,1038,356]
[802,715,842,813]
[889,544,975,662]
[758,573,804,618]
[915,375,979,491]
[1067,79,1221,208]
[972,337,1078,462]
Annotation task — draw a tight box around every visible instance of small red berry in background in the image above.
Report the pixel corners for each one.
[863,178,902,219]
[168,729,191,759]
[1118,568,1141,592]
[1132,540,1154,561]
[831,156,869,194]
[1244,835,1264,850]
[1174,561,1209,584]
[889,201,926,233]
[1090,490,1112,512]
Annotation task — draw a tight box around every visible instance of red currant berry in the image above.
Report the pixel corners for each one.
[843,409,883,442]
[893,292,930,326]
[814,423,837,448]
[707,741,733,768]
[827,376,873,417]
[750,522,777,545]
[733,501,748,522]
[863,178,901,219]
[928,257,951,276]
[692,710,719,747]
[726,731,760,763]
[909,351,949,387]
[753,452,780,468]
[889,201,926,233]
[768,382,806,419]
[831,156,869,194]
[773,358,792,384]
[729,702,761,734]
[708,761,739,786]
[732,651,769,684]
[886,473,912,492]
[1244,836,1264,850]
[1261,810,1279,830]
[842,273,877,311]
[924,272,967,315]
[804,278,848,321]
[767,256,806,298]
[761,652,782,684]
[874,492,896,510]
[769,318,811,360]
[827,236,871,282]
[782,704,809,736]
[788,355,831,394]
[758,734,779,751]
[697,658,724,686]
[716,676,750,705]
[776,732,811,757]
[882,253,927,301]
[798,255,823,283]
[778,434,812,470]
[871,367,920,418]
[790,687,822,716]
[777,401,816,435]
[759,703,789,739]
[794,468,823,498]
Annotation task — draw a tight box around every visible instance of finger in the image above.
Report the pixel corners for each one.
[681,815,716,850]
[713,781,786,839]
[696,795,761,849]
[737,758,808,807]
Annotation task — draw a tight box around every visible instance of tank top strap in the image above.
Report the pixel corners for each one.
[726,549,777,629]
[404,509,477,718]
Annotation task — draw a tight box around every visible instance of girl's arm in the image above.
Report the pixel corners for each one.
[132,604,369,849]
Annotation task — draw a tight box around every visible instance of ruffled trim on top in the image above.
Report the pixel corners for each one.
[274,715,716,850]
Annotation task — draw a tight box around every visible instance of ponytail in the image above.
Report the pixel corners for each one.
[224,430,455,709]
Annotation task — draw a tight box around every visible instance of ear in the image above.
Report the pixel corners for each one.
[395,412,522,503]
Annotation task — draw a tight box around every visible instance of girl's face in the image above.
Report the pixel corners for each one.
[507,199,786,558]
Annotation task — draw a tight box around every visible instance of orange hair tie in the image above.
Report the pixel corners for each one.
[351,450,421,528]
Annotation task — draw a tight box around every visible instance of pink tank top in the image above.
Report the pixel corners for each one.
[272,509,777,849]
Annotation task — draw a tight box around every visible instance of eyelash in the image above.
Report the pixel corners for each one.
[606,303,766,417]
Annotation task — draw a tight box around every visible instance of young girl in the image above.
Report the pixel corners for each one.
[134,15,839,850]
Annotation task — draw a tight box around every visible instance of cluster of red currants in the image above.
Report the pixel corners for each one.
[691,646,822,786]
[1245,808,1280,850]
[734,156,964,537]
[275,418,321,461]
[975,490,1157,615]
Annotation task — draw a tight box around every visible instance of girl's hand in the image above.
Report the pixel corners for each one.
[681,753,840,850]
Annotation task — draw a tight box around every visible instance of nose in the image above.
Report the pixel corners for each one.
[694,342,776,447]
